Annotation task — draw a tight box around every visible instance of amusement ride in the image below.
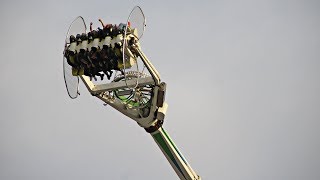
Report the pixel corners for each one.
[63,6,201,180]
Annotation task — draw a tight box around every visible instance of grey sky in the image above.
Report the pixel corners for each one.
[1,0,320,179]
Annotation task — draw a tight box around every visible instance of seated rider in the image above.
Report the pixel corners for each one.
[87,22,104,81]
[65,35,77,67]
[98,19,119,79]
[78,33,91,68]
[65,34,85,76]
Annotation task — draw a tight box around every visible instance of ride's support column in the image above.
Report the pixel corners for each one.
[150,127,201,180]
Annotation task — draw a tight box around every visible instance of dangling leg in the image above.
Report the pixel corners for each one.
[103,69,113,80]
[99,73,104,80]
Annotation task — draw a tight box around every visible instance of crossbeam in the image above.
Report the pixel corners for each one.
[80,75,155,94]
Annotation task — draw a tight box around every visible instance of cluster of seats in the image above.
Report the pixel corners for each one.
[64,22,136,80]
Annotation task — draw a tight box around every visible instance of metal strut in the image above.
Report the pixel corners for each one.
[79,44,200,179]
[151,127,201,180]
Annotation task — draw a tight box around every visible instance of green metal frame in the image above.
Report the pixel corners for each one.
[152,127,201,180]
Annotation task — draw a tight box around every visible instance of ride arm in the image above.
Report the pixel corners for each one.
[132,45,161,86]
[152,127,201,180]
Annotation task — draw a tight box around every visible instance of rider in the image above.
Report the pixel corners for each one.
[78,33,90,67]
[98,19,118,79]
[87,22,104,81]
[66,35,77,66]
[65,35,82,76]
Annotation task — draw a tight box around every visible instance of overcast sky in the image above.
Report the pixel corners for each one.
[1,0,320,179]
